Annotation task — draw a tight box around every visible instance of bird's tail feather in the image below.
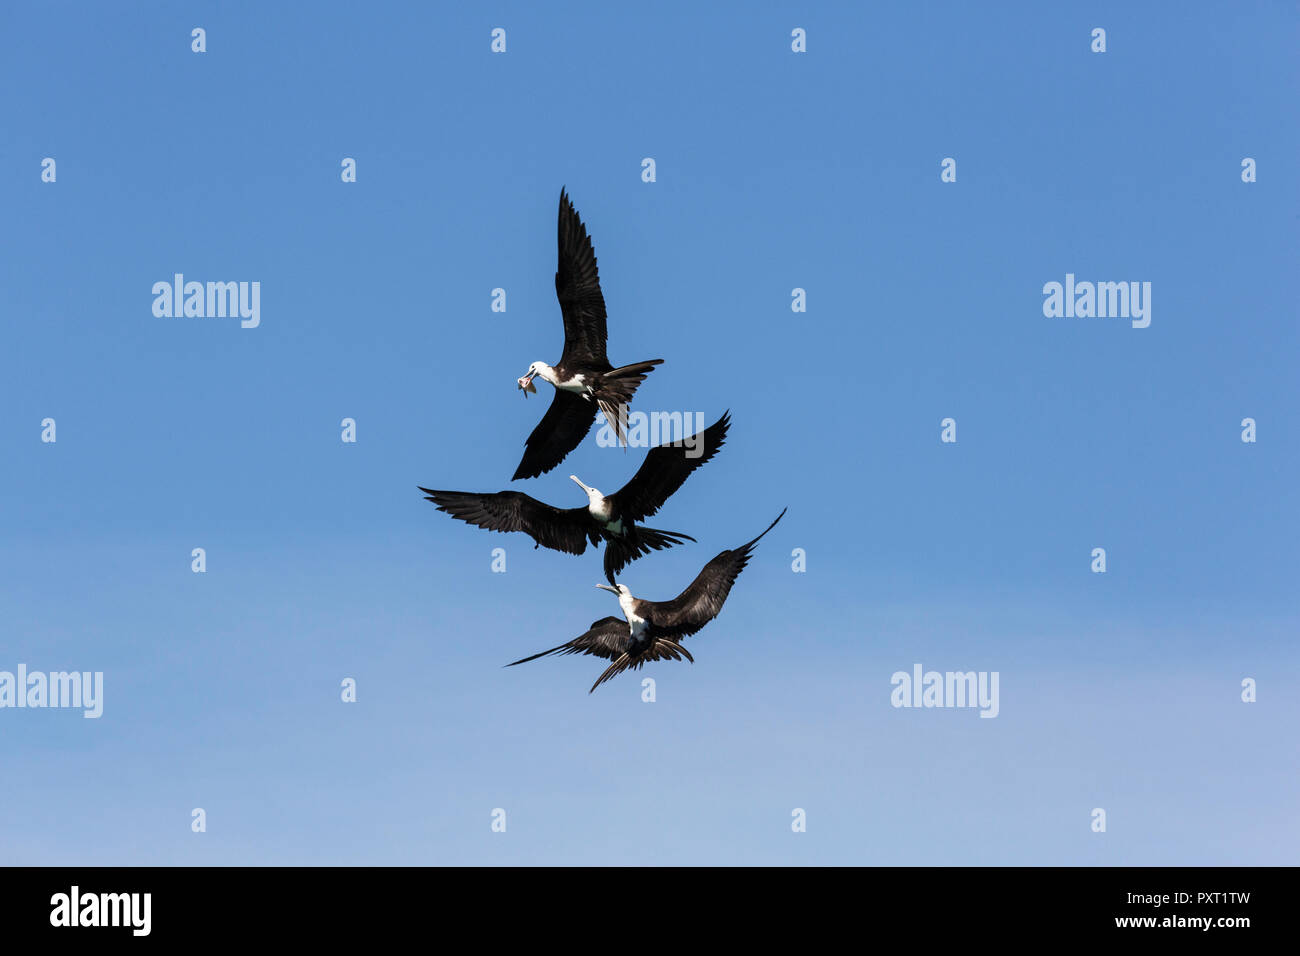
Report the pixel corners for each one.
[602,525,695,584]
[590,653,631,692]
[589,640,693,694]
[597,360,663,445]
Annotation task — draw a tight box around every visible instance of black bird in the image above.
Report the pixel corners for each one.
[506,508,786,692]
[512,188,663,480]
[421,412,731,583]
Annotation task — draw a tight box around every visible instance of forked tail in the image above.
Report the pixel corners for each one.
[602,525,695,584]
[597,360,663,445]
[589,640,693,694]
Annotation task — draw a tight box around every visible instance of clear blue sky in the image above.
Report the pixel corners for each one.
[1,1,1296,865]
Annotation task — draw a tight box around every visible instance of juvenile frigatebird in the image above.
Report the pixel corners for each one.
[421,412,731,584]
[512,188,663,481]
[506,508,786,692]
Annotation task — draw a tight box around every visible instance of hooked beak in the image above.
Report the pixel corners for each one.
[595,584,619,594]
[570,475,589,492]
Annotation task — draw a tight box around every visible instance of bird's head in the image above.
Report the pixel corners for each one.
[595,583,631,599]
[569,475,603,502]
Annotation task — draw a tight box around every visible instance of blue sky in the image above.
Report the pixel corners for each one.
[1,1,1296,865]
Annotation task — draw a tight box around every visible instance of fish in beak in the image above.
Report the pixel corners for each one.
[517,374,537,396]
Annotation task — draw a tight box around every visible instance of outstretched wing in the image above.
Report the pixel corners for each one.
[555,187,609,368]
[589,639,694,694]
[611,411,731,523]
[419,488,591,555]
[512,389,599,480]
[645,508,787,641]
[505,617,630,667]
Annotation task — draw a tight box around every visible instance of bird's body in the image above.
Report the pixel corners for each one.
[513,188,663,481]
[528,363,587,393]
[613,589,651,643]
[422,412,732,583]
[507,508,787,692]
[574,480,624,533]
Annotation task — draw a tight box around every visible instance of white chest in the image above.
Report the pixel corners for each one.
[620,595,649,640]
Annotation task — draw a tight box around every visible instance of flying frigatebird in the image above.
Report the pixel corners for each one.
[506,507,786,692]
[421,412,731,584]
[512,188,663,481]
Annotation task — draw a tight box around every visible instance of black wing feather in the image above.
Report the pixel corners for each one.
[419,488,591,555]
[512,389,599,480]
[505,617,629,667]
[611,411,731,523]
[555,187,609,368]
[644,508,787,641]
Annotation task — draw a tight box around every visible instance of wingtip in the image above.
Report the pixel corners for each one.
[753,507,787,544]
[506,641,573,668]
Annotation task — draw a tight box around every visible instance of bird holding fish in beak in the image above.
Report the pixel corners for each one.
[511,188,664,481]
[414,185,788,697]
